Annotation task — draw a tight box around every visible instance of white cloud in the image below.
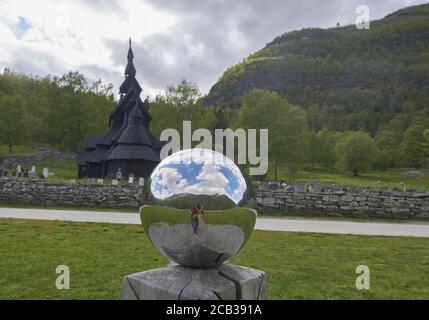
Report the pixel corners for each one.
[1,0,428,96]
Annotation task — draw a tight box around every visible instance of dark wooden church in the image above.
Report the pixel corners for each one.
[77,40,161,179]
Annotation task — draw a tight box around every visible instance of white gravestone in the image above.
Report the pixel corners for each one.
[116,169,122,181]
[17,165,22,174]
[128,177,134,184]
[139,177,145,186]
[97,179,104,185]
[112,179,119,186]
[31,165,36,173]
[43,168,49,178]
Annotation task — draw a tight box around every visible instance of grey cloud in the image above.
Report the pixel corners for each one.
[128,0,429,94]
[4,0,429,97]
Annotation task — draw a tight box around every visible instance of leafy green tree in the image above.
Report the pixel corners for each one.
[335,131,378,176]
[236,89,309,179]
[0,94,28,153]
[375,129,400,168]
[400,125,426,168]
[308,128,336,169]
[150,80,217,140]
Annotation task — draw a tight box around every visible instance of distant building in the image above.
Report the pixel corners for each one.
[77,39,161,179]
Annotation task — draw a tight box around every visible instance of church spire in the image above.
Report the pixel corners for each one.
[125,37,136,78]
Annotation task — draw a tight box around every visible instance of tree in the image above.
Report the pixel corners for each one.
[335,131,378,176]
[308,128,336,169]
[374,129,400,168]
[0,94,28,153]
[400,125,426,168]
[236,89,309,180]
[150,80,217,140]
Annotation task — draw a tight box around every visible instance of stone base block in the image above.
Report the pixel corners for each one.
[121,263,267,300]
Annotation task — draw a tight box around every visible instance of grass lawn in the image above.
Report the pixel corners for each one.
[0,145,45,157]
[0,218,428,299]
[265,166,429,191]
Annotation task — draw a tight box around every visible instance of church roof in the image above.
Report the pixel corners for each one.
[83,135,101,149]
[78,39,161,173]
[106,144,160,162]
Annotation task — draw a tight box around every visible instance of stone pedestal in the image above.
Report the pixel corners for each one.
[121,263,267,300]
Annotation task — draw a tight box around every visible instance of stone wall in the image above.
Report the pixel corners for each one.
[3,151,76,166]
[256,186,429,219]
[0,180,143,208]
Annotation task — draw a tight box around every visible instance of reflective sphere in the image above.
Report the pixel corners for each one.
[140,148,256,268]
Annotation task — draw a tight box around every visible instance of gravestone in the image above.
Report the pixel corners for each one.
[2,170,8,177]
[403,170,425,180]
[112,179,119,186]
[311,182,321,192]
[295,184,307,193]
[17,165,22,174]
[97,179,104,185]
[116,168,123,181]
[43,168,49,178]
[139,177,145,187]
[268,182,279,190]
[31,165,36,174]
[128,177,134,184]
[88,178,95,184]
[285,185,294,192]
[70,179,76,184]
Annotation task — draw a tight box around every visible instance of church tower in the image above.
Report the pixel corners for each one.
[77,39,161,179]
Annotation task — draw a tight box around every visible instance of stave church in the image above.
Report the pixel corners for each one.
[77,40,161,179]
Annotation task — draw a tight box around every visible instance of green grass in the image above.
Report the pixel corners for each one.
[265,166,429,191]
[37,158,77,182]
[0,218,428,299]
[0,145,45,157]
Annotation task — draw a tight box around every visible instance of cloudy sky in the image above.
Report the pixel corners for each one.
[0,0,427,97]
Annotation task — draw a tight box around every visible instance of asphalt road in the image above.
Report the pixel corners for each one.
[1,207,429,238]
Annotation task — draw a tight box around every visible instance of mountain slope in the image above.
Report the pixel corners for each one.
[204,3,429,116]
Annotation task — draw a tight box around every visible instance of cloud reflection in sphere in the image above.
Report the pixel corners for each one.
[149,148,249,210]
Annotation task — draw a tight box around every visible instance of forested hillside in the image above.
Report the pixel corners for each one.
[0,70,115,153]
[205,4,429,134]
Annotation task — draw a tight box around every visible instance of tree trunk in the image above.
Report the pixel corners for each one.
[274,157,278,181]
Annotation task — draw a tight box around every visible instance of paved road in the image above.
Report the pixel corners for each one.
[1,207,429,238]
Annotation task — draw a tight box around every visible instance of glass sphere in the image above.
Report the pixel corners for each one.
[140,148,256,268]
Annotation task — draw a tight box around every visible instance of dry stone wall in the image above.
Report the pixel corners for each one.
[256,186,429,219]
[0,180,142,208]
